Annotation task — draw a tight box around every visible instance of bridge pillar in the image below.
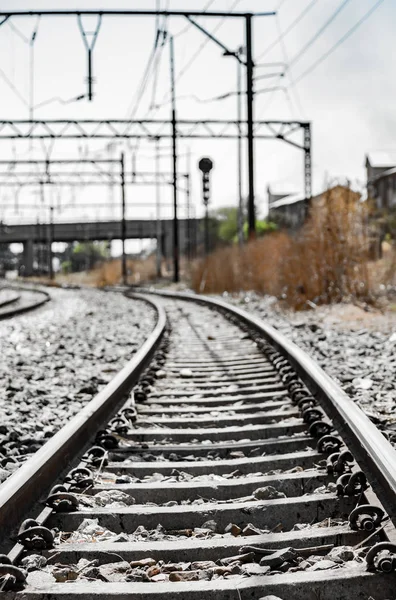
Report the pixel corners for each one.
[22,239,34,277]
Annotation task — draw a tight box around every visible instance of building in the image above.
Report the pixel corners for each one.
[267,185,361,230]
[366,151,396,211]
[267,185,307,229]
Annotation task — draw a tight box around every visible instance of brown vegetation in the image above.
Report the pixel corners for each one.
[191,187,376,309]
[54,256,158,287]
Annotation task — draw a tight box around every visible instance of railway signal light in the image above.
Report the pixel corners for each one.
[202,172,210,206]
[198,157,213,174]
[198,157,214,255]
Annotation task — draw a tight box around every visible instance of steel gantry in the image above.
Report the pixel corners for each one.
[0,8,276,248]
[0,8,314,280]
[0,157,192,283]
[0,119,312,198]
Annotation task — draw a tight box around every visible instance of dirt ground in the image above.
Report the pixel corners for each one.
[282,300,396,334]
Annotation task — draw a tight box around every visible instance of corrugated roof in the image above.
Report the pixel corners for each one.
[267,183,297,197]
[268,192,306,210]
[366,151,396,168]
[370,165,396,182]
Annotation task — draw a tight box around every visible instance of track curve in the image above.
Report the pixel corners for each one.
[0,286,50,319]
[0,291,394,599]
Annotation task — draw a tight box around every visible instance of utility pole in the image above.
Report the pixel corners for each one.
[36,218,41,274]
[186,174,191,262]
[120,152,127,285]
[245,14,255,240]
[155,137,162,279]
[48,205,54,280]
[39,182,45,275]
[170,35,179,283]
[186,146,192,262]
[236,47,244,246]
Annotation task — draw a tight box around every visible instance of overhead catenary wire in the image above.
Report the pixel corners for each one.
[88,2,167,162]
[123,28,163,126]
[29,16,40,125]
[172,0,217,38]
[293,0,386,84]
[256,0,319,62]
[256,11,300,120]
[257,0,352,118]
[288,0,352,68]
[0,18,40,109]
[7,14,86,115]
[274,13,304,118]
[125,1,169,166]
[161,0,242,100]
[150,29,167,110]
[0,67,28,107]
[7,20,29,42]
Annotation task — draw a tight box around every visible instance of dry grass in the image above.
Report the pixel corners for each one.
[54,256,158,287]
[191,187,376,309]
[95,257,158,287]
[370,241,396,289]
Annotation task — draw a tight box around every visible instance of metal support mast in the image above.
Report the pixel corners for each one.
[245,14,255,240]
[155,137,162,278]
[170,35,179,283]
[304,123,312,199]
[48,205,54,280]
[237,49,244,246]
[120,153,127,285]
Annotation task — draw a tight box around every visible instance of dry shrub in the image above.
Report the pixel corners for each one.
[54,256,158,287]
[191,186,374,309]
[93,256,158,287]
[280,187,372,308]
[191,232,289,296]
[369,241,396,289]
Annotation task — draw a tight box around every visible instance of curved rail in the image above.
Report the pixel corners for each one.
[0,289,20,308]
[142,289,396,525]
[0,286,50,319]
[0,288,395,597]
[0,293,166,536]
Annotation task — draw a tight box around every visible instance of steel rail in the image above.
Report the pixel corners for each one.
[0,289,20,308]
[140,289,396,525]
[0,293,166,537]
[0,286,50,319]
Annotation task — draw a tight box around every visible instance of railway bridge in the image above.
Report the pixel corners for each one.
[0,218,200,275]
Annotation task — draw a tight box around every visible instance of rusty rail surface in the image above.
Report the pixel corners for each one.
[0,293,166,536]
[142,288,396,525]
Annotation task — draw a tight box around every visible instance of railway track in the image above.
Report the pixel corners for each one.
[0,286,49,319]
[0,290,395,599]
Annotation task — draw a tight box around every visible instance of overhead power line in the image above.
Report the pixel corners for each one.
[8,20,29,43]
[172,0,216,38]
[256,0,319,61]
[294,0,386,83]
[289,0,352,67]
[165,0,242,94]
[124,28,163,123]
[0,67,28,107]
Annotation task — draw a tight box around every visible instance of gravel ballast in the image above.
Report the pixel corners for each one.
[0,288,155,483]
[223,293,396,442]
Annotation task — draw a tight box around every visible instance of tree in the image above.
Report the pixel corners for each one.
[243,219,277,238]
[215,207,240,242]
[209,206,277,244]
[66,242,110,272]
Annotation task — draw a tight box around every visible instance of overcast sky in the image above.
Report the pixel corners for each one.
[0,0,392,231]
